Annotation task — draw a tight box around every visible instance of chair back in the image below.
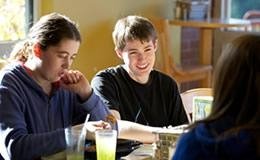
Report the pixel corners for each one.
[243,10,260,31]
[181,88,213,123]
[151,18,212,90]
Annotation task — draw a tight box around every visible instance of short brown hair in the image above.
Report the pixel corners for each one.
[112,15,157,51]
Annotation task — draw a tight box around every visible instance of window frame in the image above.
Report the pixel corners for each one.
[0,0,39,58]
[220,0,231,20]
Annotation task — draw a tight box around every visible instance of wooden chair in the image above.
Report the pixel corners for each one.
[243,10,260,20]
[180,88,213,123]
[152,19,212,88]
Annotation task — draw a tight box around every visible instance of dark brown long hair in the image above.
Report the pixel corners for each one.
[191,34,260,139]
[212,34,259,126]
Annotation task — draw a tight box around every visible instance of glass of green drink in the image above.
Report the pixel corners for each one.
[65,128,85,160]
[95,130,117,160]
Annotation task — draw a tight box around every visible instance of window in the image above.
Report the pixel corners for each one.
[0,0,36,58]
[220,0,260,32]
[221,0,260,19]
[230,0,260,19]
[0,0,34,41]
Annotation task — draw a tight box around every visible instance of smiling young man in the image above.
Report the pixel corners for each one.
[91,15,188,127]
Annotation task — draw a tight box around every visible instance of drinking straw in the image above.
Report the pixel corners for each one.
[77,114,90,151]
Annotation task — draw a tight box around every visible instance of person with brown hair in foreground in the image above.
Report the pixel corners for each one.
[173,34,260,159]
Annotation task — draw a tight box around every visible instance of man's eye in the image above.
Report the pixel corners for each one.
[145,48,152,52]
[71,55,77,60]
[129,52,137,55]
[58,54,67,58]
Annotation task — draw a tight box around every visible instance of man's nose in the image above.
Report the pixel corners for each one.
[62,58,72,69]
[138,52,146,60]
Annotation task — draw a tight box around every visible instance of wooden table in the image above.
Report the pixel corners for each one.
[169,18,250,68]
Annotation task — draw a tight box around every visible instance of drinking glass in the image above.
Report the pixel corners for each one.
[95,130,117,160]
[65,128,85,160]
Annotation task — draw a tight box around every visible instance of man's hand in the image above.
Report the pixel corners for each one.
[60,70,92,101]
[72,121,111,140]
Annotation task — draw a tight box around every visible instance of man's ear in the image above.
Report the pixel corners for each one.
[154,39,158,52]
[33,43,42,58]
[115,48,123,59]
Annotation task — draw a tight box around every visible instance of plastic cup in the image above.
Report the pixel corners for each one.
[95,130,117,160]
[65,129,85,160]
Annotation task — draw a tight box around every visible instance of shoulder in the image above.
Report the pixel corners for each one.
[0,63,28,105]
[94,65,124,78]
[0,62,24,83]
[151,70,179,88]
[0,63,36,98]
[176,123,209,149]
[173,128,198,159]
[152,69,176,82]
[173,124,206,159]
[178,128,198,145]
[91,65,126,88]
